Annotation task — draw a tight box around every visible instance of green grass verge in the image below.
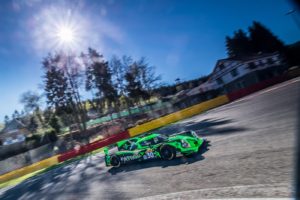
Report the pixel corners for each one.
[0,147,104,189]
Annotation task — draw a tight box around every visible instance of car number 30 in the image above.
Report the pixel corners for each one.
[143,151,155,159]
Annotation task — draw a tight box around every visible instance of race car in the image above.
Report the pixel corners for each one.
[104,130,208,168]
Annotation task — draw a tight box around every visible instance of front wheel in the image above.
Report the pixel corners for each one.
[110,155,121,168]
[160,145,176,160]
[198,140,209,154]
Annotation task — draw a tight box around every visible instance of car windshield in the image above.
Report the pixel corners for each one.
[129,143,138,151]
[0,0,299,199]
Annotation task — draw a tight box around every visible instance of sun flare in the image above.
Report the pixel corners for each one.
[56,26,75,44]
[32,6,102,53]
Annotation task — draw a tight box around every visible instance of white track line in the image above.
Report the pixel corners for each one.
[135,183,291,200]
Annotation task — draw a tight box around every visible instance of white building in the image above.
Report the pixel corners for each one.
[0,119,28,146]
[204,52,285,93]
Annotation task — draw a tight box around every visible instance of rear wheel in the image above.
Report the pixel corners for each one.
[160,145,176,160]
[110,155,121,168]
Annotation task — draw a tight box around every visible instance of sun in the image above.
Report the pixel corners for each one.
[54,24,78,50]
[57,26,75,44]
[32,6,90,53]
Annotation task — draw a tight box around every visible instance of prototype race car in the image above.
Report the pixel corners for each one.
[104,131,208,168]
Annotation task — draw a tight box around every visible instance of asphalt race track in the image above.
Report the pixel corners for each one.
[1,78,299,200]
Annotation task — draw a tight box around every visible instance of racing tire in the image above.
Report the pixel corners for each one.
[160,145,176,160]
[110,155,121,168]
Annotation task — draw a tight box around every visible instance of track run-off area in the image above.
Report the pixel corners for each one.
[1,77,299,199]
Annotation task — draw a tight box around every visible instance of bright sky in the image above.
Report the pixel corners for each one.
[0,0,299,122]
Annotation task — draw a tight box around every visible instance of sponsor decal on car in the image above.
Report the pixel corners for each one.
[120,154,141,162]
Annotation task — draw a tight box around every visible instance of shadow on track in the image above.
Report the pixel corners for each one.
[157,118,248,137]
[0,156,101,200]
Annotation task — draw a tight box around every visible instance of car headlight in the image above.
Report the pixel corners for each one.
[181,140,190,148]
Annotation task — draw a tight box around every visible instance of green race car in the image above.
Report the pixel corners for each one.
[104,131,208,168]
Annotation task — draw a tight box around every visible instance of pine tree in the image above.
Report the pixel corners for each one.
[225,36,235,58]
[43,54,69,108]
[225,29,253,58]
[249,21,285,53]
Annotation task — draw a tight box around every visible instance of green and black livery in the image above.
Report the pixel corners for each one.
[104,131,208,167]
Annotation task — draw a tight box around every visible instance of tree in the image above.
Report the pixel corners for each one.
[43,108,53,125]
[4,115,10,125]
[63,53,88,131]
[225,36,234,58]
[42,53,87,132]
[111,55,126,96]
[20,91,41,113]
[110,55,128,114]
[27,116,38,133]
[226,22,285,57]
[43,54,69,108]
[109,55,136,116]
[49,116,61,134]
[285,41,300,66]
[137,57,161,102]
[20,91,44,126]
[85,48,118,118]
[249,21,285,53]
[125,61,146,105]
[12,110,20,119]
[226,29,253,58]
[43,54,72,127]
[124,57,161,107]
